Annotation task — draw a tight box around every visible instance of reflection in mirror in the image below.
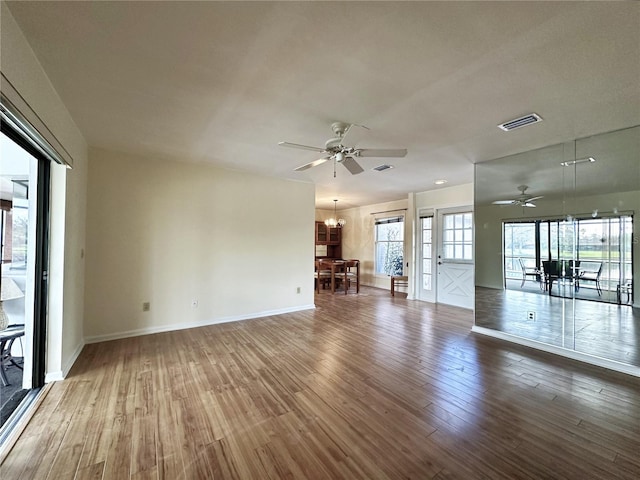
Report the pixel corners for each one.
[474,126,640,373]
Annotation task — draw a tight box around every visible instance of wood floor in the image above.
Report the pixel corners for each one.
[476,285,640,366]
[1,286,640,479]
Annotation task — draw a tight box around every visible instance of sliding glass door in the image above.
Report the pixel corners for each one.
[0,129,50,430]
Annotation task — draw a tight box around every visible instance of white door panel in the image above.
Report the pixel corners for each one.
[436,208,474,309]
[437,263,474,308]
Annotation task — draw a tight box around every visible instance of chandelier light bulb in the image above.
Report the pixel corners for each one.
[325,199,345,228]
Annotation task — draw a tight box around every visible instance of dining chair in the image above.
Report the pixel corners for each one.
[314,260,332,293]
[345,259,360,294]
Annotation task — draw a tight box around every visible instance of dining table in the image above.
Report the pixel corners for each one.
[317,259,360,294]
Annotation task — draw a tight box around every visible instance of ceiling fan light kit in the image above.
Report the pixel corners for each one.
[279,121,407,177]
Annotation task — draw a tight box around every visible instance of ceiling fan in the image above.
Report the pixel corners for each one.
[492,185,543,208]
[278,121,407,176]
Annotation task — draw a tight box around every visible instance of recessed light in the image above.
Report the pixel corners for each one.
[434,179,448,185]
[560,157,596,167]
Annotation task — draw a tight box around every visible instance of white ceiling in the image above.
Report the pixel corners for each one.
[6,1,640,210]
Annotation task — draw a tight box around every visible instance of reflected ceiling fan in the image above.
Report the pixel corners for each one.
[492,185,543,208]
[278,121,407,176]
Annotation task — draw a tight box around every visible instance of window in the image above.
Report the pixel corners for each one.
[442,212,472,261]
[421,216,433,290]
[375,216,404,275]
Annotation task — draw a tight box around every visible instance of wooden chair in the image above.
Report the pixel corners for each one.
[345,259,360,294]
[314,260,332,293]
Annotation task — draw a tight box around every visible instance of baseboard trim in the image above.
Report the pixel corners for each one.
[84,304,316,344]
[472,325,640,378]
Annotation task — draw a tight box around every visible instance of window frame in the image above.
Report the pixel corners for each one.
[441,211,473,263]
[374,215,405,276]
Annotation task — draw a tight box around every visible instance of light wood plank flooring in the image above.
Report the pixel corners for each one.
[1,286,639,479]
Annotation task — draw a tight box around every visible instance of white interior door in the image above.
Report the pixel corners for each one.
[436,208,474,309]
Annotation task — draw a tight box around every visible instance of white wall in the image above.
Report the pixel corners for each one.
[1,3,89,380]
[84,148,315,341]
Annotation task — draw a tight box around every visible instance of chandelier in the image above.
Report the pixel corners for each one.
[325,199,345,228]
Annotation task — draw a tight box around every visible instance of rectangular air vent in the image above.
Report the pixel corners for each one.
[498,113,543,131]
[373,164,394,172]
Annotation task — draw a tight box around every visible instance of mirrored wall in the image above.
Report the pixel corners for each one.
[474,125,640,373]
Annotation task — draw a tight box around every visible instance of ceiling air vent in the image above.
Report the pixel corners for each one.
[373,164,394,172]
[498,113,543,131]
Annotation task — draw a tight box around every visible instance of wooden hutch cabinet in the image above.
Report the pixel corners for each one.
[315,221,342,259]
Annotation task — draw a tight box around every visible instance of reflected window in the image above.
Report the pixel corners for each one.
[503,215,633,300]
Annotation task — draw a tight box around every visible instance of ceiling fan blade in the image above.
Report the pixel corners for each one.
[523,202,537,207]
[278,141,327,153]
[357,148,407,158]
[294,158,328,172]
[492,200,516,205]
[341,156,364,175]
[525,195,544,202]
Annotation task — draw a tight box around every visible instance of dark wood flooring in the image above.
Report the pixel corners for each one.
[1,286,639,479]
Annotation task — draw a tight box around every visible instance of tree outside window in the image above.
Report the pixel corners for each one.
[375,217,404,276]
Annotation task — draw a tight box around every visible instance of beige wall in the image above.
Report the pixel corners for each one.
[1,3,89,380]
[84,148,315,341]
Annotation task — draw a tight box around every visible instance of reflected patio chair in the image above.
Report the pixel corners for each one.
[518,258,542,289]
[541,260,559,293]
[578,262,603,296]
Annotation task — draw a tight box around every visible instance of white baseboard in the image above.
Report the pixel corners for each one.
[472,325,640,378]
[84,304,316,344]
[44,339,85,383]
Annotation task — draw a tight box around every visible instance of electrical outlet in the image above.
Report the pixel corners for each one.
[143,302,150,312]
[527,311,535,321]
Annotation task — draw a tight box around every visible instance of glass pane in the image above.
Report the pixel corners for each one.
[455,245,463,258]
[454,214,462,228]
[423,274,432,290]
[423,259,431,274]
[463,213,472,228]
[444,215,453,229]
[376,241,403,275]
[464,245,472,260]
[445,245,454,258]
